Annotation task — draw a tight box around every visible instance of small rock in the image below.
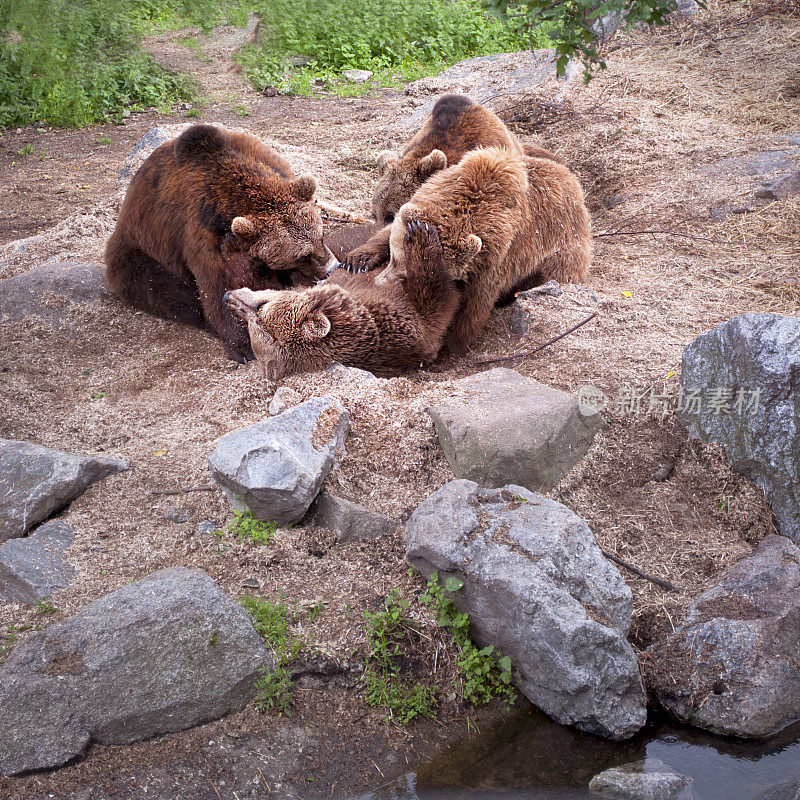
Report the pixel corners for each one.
[0,439,129,543]
[0,262,108,333]
[324,362,378,385]
[519,280,563,299]
[269,386,302,416]
[679,313,800,542]
[117,124,194,186]
[163,507,190,524]
[405,480,646,740]
[0,567,270,776]
[429,368,602,492]
[510,300,534,336]
[241,578,260,589]
[648,535,800,738]
[589,757,695,800]
[197,519,219,536]
[343,69,373,83]
[673,0,698,16]
[208,397,349,525]
[755,170,800,201]
[749,777,800,800]
[0,521,76,604]
[311,491,399,543]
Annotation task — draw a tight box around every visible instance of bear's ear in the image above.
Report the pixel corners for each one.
[418,149,448,179]
[231,216,257,240]
[174,125,227,166]
[291,175,317,202]
[301,311,331,340]
[455,234,482,264]
[376,150,399,177]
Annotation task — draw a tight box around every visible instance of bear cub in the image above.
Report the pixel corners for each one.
[225,222,460,381]
[105,124,336,362]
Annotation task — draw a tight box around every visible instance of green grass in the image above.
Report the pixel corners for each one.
[0,625,18,664]
[241,593,303,714]
[235,0,549,97]
[227,509,277,545]
[362,591,438,724]
[0,0,196,128]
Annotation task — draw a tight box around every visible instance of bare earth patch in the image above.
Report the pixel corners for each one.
[0,3,798,797]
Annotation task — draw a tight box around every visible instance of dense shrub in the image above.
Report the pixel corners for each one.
[0,0,194,128]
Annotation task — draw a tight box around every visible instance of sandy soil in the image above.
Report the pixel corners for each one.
[1,3,799,797]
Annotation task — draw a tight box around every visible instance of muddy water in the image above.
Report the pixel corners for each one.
[351,708,800,800]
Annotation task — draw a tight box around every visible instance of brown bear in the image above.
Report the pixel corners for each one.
[224,221,460,381]
[374,146,592,358]
[105,124,336,362]
[370,93,564,226]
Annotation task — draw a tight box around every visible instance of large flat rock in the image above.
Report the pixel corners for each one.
[648,535,800,739]
[406,480,646,740]
[0,439,129,543]
[679,313,800,542]
[0,567,270,776]
[209,397,349,525]
[0,261,108,334]
[429,368,602,492]
[0,520,76,604]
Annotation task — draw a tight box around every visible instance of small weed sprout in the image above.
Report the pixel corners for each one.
[228,510,277,545]
[18,144,34,155]
[419,572,516,707]
[185,108,202,118]
[98,136,113,145]
[34,598,57,615]
[0,625,18,663]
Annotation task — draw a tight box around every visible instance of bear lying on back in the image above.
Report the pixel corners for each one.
[105,124,336,362]
[225,221,460,381]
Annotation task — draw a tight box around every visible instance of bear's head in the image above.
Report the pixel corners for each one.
[176,125,337,283]
[225,284,357,382]
[371,149,448,225]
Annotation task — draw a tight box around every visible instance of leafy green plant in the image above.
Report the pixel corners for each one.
[184,107,202,118]
[17,143,34,155]
[97,136,113,145]
[241,593,303,715]
[231,103,251,116]
[228,509,277,545]
[419,572,515,707]
[0,0,196,128]
[362,590,438,724]
[235,0,545,96]
[485,0,696,79]
[34,598,57,615]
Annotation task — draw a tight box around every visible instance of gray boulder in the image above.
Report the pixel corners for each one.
[269,386,303,416]
[648,535,800,738]
[0,520,76,604]
[0,439,129,543]
[343,69,373,83]
[311,491,399,543]
[208,397,349,525]
[0,567,270,776]
[117,123,193,186]
[405,480,646,740]
[679,313,800,542]
[429,368,602,492]
[755,170,800,201]
[0,261,108,333]
[589,758,695,800]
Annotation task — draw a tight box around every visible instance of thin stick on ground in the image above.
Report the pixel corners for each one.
[602,549,679,592]
[151,485,216,496]
[470,312,598,367]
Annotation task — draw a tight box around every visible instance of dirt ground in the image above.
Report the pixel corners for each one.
[1,3,799,798]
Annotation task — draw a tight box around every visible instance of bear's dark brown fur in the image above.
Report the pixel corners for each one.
[225,221,460,380]
[105,124,336,361]
[370,94,564,226]
[375,146,591,358]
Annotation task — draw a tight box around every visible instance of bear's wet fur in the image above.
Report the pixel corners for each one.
[105,124,334,362]
[225,221,460,381]
[369,94,565,226]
